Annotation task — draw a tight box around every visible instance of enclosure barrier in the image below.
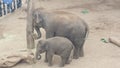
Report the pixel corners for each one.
[0,0,22,17]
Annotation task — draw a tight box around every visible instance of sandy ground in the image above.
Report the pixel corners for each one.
[0,0,120,68]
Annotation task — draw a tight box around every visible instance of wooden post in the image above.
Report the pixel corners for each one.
[14,0,17,10]
[12,1,14,11]
[26,0,35,50]
[5,4,7,15]
[0,0,2,17]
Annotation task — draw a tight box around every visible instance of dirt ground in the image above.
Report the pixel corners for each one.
[0,0,120,68]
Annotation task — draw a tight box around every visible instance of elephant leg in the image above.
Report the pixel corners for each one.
[73,38,85,59]
[79,45,84,57]
[73,46,80,59]
[69,38,79,59]
[79,40,85,57]
[59,57,67,67]
[44,52,48,63]
[47,52,53,66]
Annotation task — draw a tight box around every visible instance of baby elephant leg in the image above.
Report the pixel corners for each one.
[59,57,67,67]
[67,48,74,64]
[63,49,72,65]
[47,52,53,66]
[65,57,70,64]
[44,52,48,63]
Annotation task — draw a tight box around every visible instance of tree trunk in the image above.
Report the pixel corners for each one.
[26,0,35,49]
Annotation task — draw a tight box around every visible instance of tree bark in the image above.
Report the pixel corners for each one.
[26,0,35,49]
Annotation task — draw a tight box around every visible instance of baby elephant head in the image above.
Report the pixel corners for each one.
[36,39,47,60]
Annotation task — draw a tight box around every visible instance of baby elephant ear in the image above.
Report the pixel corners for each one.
[38,39,46,45]
[37,39,45,48]
[38,39,48,49]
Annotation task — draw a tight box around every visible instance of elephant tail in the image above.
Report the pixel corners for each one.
[84,22,89,40]
[69,44,75,62]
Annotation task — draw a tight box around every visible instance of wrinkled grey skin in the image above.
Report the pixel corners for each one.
[33,9,89,59]
[36,37,74,67]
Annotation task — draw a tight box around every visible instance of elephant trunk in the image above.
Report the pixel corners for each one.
[35,26,41,39]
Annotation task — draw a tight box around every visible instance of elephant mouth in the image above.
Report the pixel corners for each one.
[37,54,41,60]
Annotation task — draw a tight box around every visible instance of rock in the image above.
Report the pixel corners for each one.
[0,51,35,68]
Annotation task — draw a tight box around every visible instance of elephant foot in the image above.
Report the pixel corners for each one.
[59,64,65,67]
[79,54,84,57]
[79,52,84,57]
[79,51,84,57]
[73,55,79,59]
[65,61,70,64]
[65,58,71,64]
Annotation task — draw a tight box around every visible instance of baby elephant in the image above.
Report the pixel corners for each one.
[36,37,74,67]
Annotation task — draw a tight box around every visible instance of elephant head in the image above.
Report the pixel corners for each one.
[32,9,46,39]
[36,39,47,60]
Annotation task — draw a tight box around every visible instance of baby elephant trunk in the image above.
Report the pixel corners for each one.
[35,51,42,60]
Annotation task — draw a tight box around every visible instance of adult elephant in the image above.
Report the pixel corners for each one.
[33,9,89,59]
